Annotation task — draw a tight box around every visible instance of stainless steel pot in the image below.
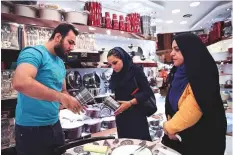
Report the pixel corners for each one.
[149,119,160,126]
[88,88,101,96]
[14,4,37,18]
[101,116,116,129]
[39,8,62,21]
[75,87,95,105]
[147,117,160,127]
[64,11,88,25]
[85,107,101,118]
[61,121,84,140]
[84,119,102,133]
[103,96,120,111]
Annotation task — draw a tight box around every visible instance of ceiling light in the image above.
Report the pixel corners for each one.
[183,14,192,18]
[200,26,203,29]
[172,9,180,14]
[190,2,200,7]
[180,21,187,24]
[166,20,173,24]
[155,19,163,23]
[226,8,232,11]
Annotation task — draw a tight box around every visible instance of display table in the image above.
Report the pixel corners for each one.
[63,138,181,155]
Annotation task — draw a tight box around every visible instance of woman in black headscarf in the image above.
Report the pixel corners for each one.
[107,47,155,141]
[162,33,227,155]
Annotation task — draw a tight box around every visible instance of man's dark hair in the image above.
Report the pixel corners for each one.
[49,23,79,40]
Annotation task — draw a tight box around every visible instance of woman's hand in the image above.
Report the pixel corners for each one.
[163,122,179,141]
[114,100,132,116]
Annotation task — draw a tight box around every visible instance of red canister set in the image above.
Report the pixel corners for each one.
[127,13,141,33]
[103,12,142,32]
[84,1,102,27]
[84,1,142,33]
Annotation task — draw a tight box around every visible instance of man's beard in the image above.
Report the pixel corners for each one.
[54,40,66,59]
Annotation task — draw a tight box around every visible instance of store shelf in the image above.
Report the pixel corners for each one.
[2,96,17,101]
[94,93,114,98]
[156,49,172,55]
[219,73,232,76]
[207,37,232,53]
[103,61,157,67]
[134,62,157,67]
[1,13,144,39]
[216,60,232,64]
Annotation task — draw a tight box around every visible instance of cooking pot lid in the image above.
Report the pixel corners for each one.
[83,118,102,125]
[147,117,160,122]
[61,121,84,129]
[86,107,100,111]
[102,116,115,121]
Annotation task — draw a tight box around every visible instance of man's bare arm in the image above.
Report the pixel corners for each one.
[13,63,61,102]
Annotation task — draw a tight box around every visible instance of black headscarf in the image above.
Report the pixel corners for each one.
[164,33,226,155]
[173,33,225,117]
[109,47,134,90]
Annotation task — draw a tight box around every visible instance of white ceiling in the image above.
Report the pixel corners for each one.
[99,0,232,33]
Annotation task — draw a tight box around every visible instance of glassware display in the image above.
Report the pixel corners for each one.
[1,22,20,50]
[75,33,96,52]
[1,70,17,100]
[24,26,53,47]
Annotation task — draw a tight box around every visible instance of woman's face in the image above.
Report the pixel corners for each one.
[170,40,184,66]
[107,55,123,72]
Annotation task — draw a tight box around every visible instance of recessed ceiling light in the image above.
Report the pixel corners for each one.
[226,8,232,11]
[190,2,200,7]
[183,14,192,18]
[180,21,187,24]
[200,26,203,29]
[155,19,163,23]
[172,9,180,14]
[166,20,173,24]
